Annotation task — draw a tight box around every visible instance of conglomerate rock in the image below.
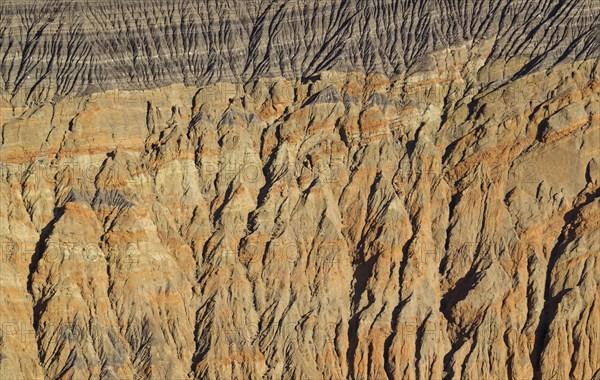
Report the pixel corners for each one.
[0,1,599,380]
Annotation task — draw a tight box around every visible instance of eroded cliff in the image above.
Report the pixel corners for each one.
[1,1,599,380]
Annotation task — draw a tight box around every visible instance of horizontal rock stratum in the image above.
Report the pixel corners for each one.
[0,1,599,380]
[1,0,599,102]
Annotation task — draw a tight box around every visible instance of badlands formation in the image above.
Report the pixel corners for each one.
[0,0,599,379]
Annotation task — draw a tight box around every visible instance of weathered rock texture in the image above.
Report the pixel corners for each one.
[1,1,599,380]
[1,0,599,105]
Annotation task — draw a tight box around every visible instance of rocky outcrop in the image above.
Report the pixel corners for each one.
[1,1,599,380]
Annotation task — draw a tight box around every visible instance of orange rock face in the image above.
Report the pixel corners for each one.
[1,30,599,380]
[0,55,600,379]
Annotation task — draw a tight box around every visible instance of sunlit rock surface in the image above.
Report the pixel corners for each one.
[0,1,599,379]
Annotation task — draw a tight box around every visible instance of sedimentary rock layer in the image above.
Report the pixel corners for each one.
[1,0,599,105]
[1,1,599,380]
